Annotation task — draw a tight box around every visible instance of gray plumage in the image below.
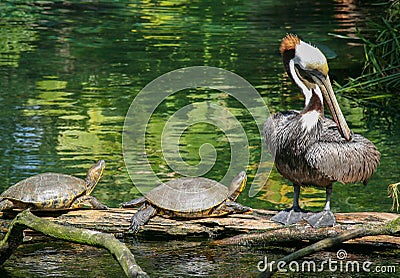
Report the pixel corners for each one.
[264,110,380,188]
[266,34,380,227]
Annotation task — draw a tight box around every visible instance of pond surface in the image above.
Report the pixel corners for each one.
[0,0,399,277]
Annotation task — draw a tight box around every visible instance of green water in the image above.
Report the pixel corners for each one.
[0,0,399,277]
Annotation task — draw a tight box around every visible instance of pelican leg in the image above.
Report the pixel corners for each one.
[271,184,309,225]
[305,184,336,228]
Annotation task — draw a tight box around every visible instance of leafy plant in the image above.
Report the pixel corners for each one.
[337,1,400,93]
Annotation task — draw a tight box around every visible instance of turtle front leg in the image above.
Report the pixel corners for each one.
[120,197,146,208]
[72,195,109,210]
[129,204,157,233]
[212,201,252,216]
[0,199,15,211]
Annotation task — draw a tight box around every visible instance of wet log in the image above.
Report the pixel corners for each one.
[0,209,399,246]
[212,212,400,246]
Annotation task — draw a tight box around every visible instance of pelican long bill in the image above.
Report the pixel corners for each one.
[311,74,353,141]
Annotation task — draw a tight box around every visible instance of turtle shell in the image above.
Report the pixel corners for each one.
[1,173,86,209]
[145,177,228,214]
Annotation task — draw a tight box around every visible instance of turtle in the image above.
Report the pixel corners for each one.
[121,171,251,233]
[0,160,108,211]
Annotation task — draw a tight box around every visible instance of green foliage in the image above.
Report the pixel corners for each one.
[337,1,400,93]
[388,182,399,212]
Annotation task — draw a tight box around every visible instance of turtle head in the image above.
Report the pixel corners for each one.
[228,171,247,201]
[85,160,105,193]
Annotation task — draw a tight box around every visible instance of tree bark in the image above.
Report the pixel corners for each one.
[0,209,398,245]
[0,210,148,278]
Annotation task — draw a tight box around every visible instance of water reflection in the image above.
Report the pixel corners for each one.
[334,0,363,36]
[0,0,395,211]
[1,241,125,277]
[0,0,398,276]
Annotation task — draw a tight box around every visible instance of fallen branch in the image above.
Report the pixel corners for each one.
[212,211,399,246]
[257,217,400,278]
[0,210,148,278]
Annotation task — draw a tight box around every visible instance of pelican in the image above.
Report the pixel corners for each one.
[264,34,380,228]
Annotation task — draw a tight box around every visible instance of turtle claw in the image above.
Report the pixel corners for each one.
[128,204,157,233]
[271,208,309,225]
[74,195,108,210]
[305,210,336,228]
[129,220,141,234]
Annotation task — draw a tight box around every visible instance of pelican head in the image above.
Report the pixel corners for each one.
[280,34,352,141]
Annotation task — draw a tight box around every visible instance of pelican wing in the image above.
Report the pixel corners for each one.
[305,122,380,184]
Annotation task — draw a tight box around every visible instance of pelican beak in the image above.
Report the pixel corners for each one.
[312,74,353,141]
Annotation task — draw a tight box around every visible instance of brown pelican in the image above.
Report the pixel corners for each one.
[264,34,380,228]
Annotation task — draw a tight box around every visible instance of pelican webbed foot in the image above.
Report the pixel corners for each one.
[305,210,336,228]
[271,183,310,225]
[270,207,309,225]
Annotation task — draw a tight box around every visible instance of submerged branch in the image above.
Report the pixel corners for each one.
[257,217,400,278]
[0,210,148,278]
